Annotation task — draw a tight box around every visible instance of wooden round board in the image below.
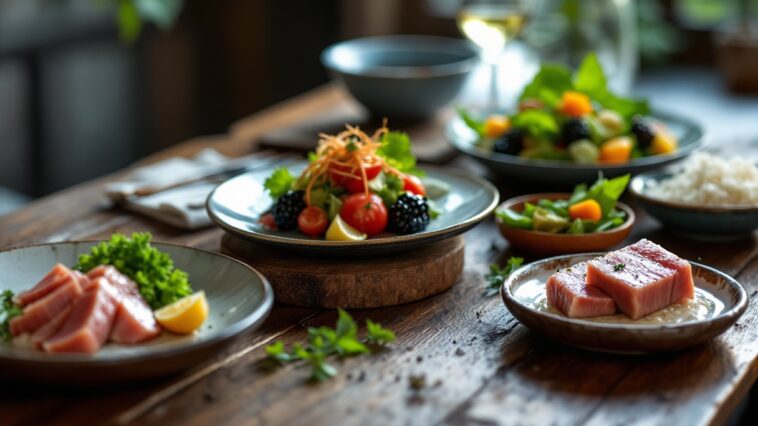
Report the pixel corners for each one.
[220,233,465,308]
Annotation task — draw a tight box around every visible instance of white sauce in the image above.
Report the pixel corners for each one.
[515,279,724,324]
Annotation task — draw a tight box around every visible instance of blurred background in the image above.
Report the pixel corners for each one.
[1,0,757,214]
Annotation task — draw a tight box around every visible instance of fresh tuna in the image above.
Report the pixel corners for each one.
[86,266,160,344]
[547,262,616,318]
[587,250,678,320]
[626,239,694,303]
[42,277,118,354]
[14,263,76,307]
[9,277,83,336]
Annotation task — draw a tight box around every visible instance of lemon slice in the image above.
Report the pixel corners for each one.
[326,215,367,241]
[154,291,209,334]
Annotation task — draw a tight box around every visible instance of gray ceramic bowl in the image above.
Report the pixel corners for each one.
[321,35,479,119]
[446,110,704,187]
[0,241,273,384]
[630,171,758,238]
[502,253,747,354]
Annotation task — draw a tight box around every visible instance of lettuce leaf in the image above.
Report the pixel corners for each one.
[458,108,485,137]
[264,167,295,199]
[378,131,423,176]
[570,174,630,219]
[519,65,574,107]
[573,53,649,118]
[511,109,559,140]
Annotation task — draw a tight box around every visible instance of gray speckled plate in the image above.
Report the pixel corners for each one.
[0,242,273,384]
[446,110,704,187]
[206,162,499,255]
[501,253,747,354]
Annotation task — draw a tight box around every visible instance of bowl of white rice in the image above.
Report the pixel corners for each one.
[630,153,758,238]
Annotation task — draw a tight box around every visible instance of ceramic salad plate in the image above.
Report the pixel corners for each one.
[0,242,273,384]
[206,162,499,255]
[446,110,704,187]
[501,253,747,354]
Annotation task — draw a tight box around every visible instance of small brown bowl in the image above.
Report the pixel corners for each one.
[495,193,635,256]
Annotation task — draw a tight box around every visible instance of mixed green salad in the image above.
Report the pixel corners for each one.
[496,174,631,234]
[460,53,678,164]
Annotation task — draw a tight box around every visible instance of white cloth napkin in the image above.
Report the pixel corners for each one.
[105,149,268,230]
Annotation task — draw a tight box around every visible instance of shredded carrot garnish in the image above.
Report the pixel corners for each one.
[297,123,402,206]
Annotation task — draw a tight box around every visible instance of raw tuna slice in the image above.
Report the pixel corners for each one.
[586,250,677,320]
[30,305,72,349]
[14,263,75,307]
[9,278,83,336]
[87,266,160,344]
[42,277,118,354]
[627,239,695,303]
[546,262,616,318]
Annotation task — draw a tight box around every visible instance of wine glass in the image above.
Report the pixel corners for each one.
[457,0,536,109]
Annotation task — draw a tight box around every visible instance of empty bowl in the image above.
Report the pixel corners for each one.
[321,35,479,119]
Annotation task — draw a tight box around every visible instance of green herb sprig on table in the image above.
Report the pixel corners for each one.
[265,309,396,382]
[485,257,525,294]
[75,232,192,309]
[0,290,22,342]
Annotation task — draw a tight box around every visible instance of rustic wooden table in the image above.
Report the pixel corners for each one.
[1,85,757,426]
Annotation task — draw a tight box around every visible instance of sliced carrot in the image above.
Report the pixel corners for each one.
[558,91,593,117]
[484,115,511,138]
[599,137,633,164]
[568,199,602,221]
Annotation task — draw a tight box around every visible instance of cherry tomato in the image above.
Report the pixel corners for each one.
[259,213,278,230]
[339,193,388,236]
[297,206,328,237]
[329,163,382,193]
[402,174,426,196]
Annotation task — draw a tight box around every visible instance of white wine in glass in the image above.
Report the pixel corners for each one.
[457,0,533,108]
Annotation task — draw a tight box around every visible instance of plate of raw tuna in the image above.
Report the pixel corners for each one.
[0,240,273,384]
[501,239,747,353]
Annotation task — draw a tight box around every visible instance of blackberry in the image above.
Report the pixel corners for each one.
[272,190,305,230]
[389,193,430,235]
[493,129,524,156]
[631,117,655,149]
[561,118,591,144]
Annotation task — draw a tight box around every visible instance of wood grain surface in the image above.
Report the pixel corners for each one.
[220,233,465,308]
[0,85,756,426]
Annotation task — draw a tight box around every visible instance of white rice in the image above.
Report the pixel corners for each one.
[647,153,758,206]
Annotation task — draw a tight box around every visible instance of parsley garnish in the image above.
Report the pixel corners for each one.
[265,309,396,382]
[0,290,22,342]
[485,257,524,294]
[613,263,626,272]
[263,167,296,199]
[75,233,192,309]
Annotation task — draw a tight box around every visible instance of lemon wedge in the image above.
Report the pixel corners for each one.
[154,291,209,334]
[326,215,367,241]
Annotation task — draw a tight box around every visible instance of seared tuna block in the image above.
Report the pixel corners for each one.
[42,277,118,354]
[626,239,694,303]
[87,266,161,344]
[587,250,677,320]
[9,277,83,336]
[547,262,616,318]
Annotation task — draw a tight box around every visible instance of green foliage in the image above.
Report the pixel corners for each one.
[265,309,396,382]
[569,173,630,219]
[371,173,405,207]
[519,64,574,107]
[113,0,184,43]
[75,232,192,309]
[378,132,423,176]
[485,257,525,293]
[0,291,22,342]
[458,108,485,137]
[511,109,559,140]
[264,167,296,199]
